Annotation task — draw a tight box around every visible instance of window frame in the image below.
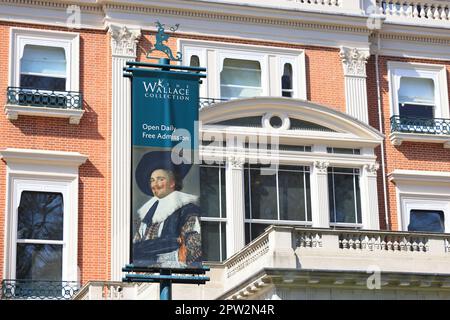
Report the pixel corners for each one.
[328,167,363,228]
[11,180,70,281]
[1,149,87,284]
[244,164,312,242]
[180,40,307,100]
[9,27,80,92]
[388,61,449,120]
[199,163,227,261]
[401,197,450,233]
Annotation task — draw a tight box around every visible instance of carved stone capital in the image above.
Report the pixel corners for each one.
[109,24,141,58]
[363,163,380,176]
[314,161,329,174]
[339,47,370,77]
[227,155,245,169]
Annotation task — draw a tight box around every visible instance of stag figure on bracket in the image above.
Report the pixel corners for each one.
[147,21,182,62]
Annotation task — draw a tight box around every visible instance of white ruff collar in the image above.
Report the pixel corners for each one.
[137,191,198,224]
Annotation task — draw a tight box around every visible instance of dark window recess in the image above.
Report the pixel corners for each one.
[289,118,335,132]
[269,116,283,128]
[190,55,200,67]
[399,103,434,119]
[20,74,66,92]
[212,116,263,128]
[327,147,361,155]
[282,63,293,98]
[408,210,445,233]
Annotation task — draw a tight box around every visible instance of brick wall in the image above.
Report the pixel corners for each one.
[0,22,111,284]
[367,55,450,230]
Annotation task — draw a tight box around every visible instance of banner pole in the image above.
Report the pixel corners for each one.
[160,269,172,300]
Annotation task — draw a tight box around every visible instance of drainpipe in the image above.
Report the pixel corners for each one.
[374,31,390,231]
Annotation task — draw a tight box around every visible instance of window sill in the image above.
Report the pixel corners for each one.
[4,104,85,124]
[389,132,450,148]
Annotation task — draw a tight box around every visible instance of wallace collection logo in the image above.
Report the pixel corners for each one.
[143,79,190,101]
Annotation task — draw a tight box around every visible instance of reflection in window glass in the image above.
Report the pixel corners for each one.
[398,77,435,119]
[245,165,311,243]
[16,191,64,281]
[220,58,262,99]
[200,164,227,261]
[328,168,361,224]
[408,210,445,233]
[20,45,66,91]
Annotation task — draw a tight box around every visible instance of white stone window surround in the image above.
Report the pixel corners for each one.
[6,27,83,124]
[389,169,450,233]
[0,148,87,283]
[179,39,307,100]
[387,61,450,147]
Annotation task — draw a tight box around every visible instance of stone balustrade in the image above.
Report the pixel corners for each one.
[376,0,450,25]
[72,281,138,300]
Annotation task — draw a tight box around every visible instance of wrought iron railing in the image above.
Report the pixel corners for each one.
[7,87,83,110]
[390,116,450,135]
[0,279,79,300]
[199,97,228,109]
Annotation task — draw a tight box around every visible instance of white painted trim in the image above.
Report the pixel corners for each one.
[0,148,87,283]
[388,170,450,185]
[399,197,450,233]
[4,104,85,124]
[180,40,307,101]
[389,132,450,148]
[9,27,80,91]
[387,61,449,119]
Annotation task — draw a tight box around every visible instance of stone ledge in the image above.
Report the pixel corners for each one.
[4,104,85,125]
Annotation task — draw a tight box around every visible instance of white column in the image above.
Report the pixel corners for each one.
[339,47,370,124]
[225,155,246,257]
[109,25,141,281]
[310,161,330,228]
[360,163,381,230]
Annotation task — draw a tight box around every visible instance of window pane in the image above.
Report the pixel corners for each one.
[245,223,270,244]
[17,191,64,241]
[220,58,262,99]
[398,77,435,105]
[189,55,200,67]
[220,167,227,218]
[200,166,221,218]
[21,45,66,77]
[282,63,293,98]
[16,244,62,281]
[328,168,360,224]
[278,169,308,221]
[20,74,66,91]
[201,221,222,261]
[221,223,227,260]
[408,210,445,233]
[399,103,434,119]
[248,166,277,220]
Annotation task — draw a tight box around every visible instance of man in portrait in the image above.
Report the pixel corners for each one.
[133,150,202,268]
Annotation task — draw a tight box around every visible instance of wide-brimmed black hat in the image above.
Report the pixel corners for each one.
[135,150,192,196]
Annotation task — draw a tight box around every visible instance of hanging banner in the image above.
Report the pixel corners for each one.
[130,67,202,269]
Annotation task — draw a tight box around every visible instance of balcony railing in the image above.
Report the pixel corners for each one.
[7,87,83,110]
[0,279,79,300]
[390,115,450,135]
[377,0,450,23]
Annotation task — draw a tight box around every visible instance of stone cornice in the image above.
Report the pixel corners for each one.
[0,148,88,167]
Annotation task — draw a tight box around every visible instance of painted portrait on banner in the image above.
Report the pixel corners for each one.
[130,68,202,268]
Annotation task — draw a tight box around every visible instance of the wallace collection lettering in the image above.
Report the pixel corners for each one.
[143,79,190,101]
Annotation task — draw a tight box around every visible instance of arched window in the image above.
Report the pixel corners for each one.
[189,55,200,67]
[281,63,293,98]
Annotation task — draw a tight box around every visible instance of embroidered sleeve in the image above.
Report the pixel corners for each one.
[180,215,202,265]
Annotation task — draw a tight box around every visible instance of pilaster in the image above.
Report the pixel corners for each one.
[360,163,381,230]
[339,47,370,124]
[310,161,330,228]
[109,24,141,281]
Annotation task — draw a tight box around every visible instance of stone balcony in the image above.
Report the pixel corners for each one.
[75,226,450,300]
